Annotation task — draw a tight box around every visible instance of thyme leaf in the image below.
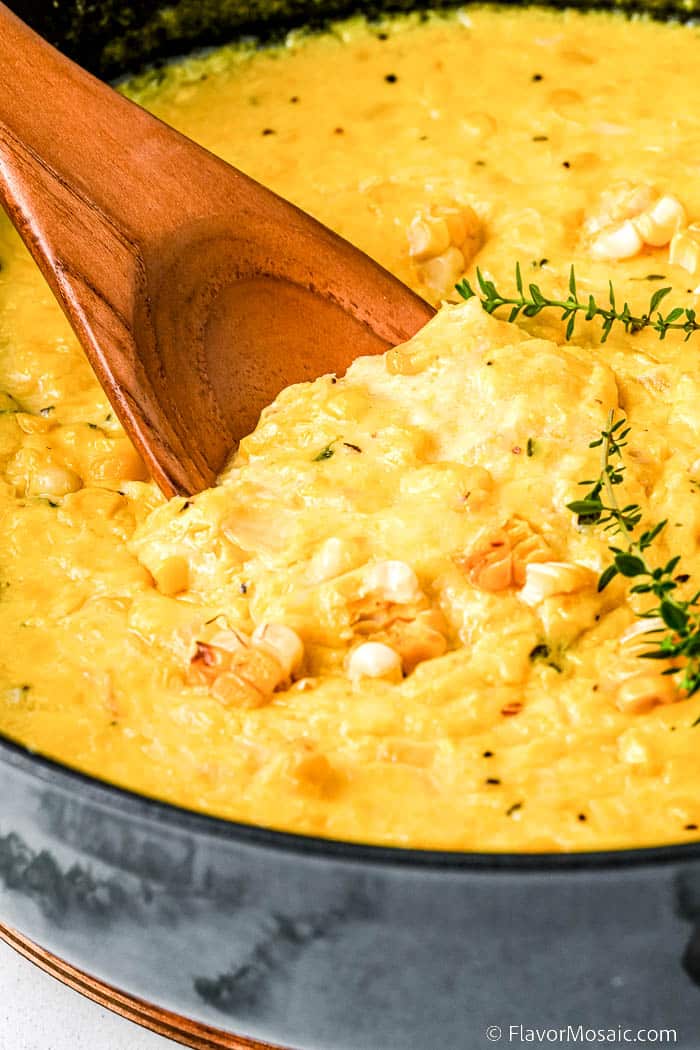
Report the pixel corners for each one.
[313,439,339,461]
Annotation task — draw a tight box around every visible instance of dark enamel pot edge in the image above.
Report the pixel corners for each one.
[8,0,700,80]
[2,730,700,874]
[4,2,700,1048]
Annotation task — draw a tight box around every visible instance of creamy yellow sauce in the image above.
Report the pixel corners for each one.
[3,7,700,851]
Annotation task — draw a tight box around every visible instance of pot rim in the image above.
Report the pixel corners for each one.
[3,731,699,872]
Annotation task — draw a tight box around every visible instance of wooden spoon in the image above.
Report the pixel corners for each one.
[0,3,433,496]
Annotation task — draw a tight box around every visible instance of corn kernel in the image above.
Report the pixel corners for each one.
[28,464,83,498]
[669,225,700,275]
[252,622,304,676]
[152,555,190,597]
[347,642,403,682]
[363,560,422,604]
[633,194,686,248]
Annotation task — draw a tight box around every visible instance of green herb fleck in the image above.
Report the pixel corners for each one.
[526,437,536,457]
[528,642,562,673]
[313,440,338,462]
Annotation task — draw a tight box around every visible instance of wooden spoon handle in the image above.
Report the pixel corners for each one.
[0,2,434,496]
[0,2,204,234]
[0,2,201,493]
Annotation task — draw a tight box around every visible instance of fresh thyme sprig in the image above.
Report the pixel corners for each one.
[456,264,700,343]
[566,411,700,699]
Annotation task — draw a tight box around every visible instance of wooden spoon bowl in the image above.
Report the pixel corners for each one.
[0,2,433,495]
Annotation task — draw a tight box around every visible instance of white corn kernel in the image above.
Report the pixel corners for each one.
[407,216,451,262]
[363,560,423,604]
[590,220,643,261]
[583,183,657,237]
[308,536,361,583]
[347,642,403,683]
[28,465,83,498]
[519,561,594,607]
[633,194,686,247]
[252,623,304,677]
[669,225,700,275]
[418,245,466,296]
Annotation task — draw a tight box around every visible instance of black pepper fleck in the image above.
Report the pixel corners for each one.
[532,73,543,81]
[262,128,275,136]
[686,824,698,831]
[577,813,587,822]
[483,750,494,758]
[385,73,398,83]
[486,777,501,785]
[240,582,248,595]
[562,161,571,168]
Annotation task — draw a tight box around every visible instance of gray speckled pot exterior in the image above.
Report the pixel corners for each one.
[5,2,700,1047]
[3,738,700,1048]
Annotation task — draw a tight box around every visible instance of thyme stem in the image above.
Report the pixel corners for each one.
[456,264,700,343]
[567,413,700,704]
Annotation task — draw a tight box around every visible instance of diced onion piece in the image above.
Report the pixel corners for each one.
[619,617,665,647]
[363,560,423,604]
[347,642,403,683]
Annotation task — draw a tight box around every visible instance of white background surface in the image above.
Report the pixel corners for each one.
[0,938,180,1049]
